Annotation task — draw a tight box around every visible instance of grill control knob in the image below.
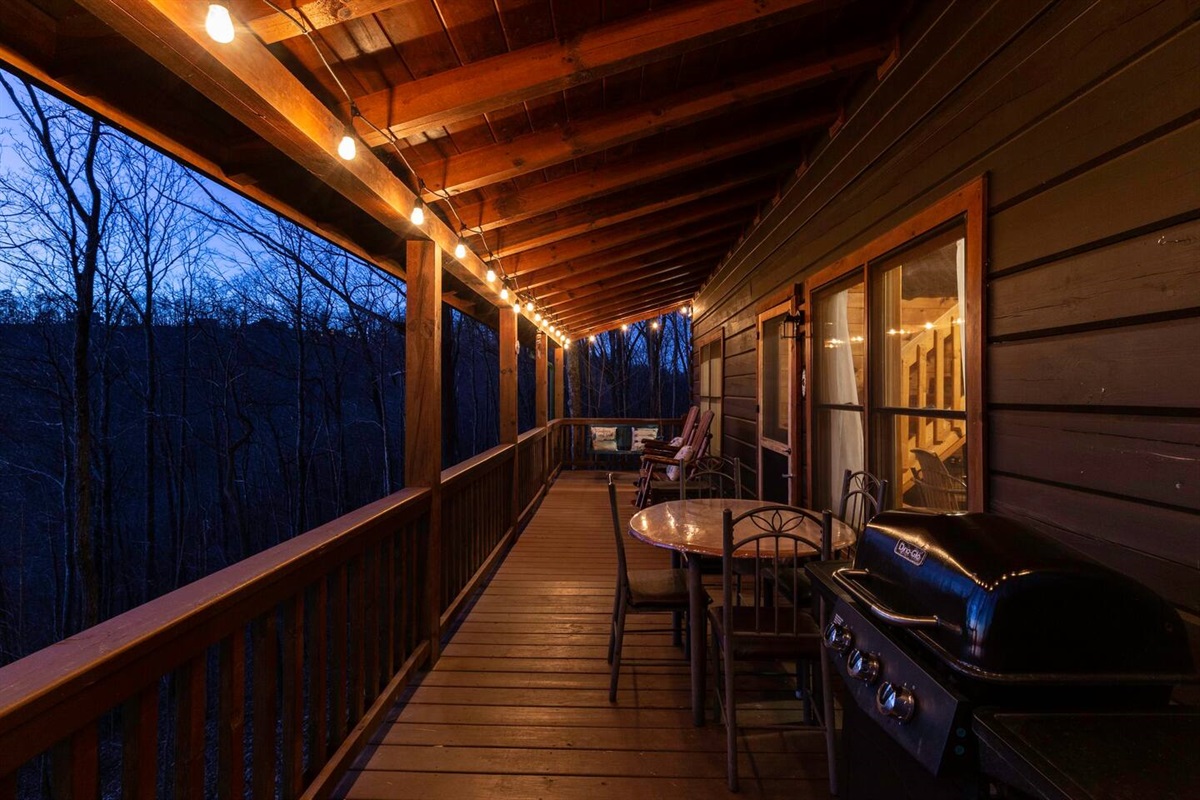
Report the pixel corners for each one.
[823,622,852,653]
[846,649,880,684]
[875,682,916,723]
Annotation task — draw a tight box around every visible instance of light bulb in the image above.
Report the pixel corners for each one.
[512,303,520,314]
[485,268,496,282]
[410,201,425,226]
[589,335,596,343]
[337,134,356,160]
[525,300,534,312]
[455,240,467,260]
[564,341,570,349]
[206,4,235,43]
[680,307,689,316]
[534,312,542,322]
[499,287,509,301]
[651,321,659,330]
[621,324,628,332]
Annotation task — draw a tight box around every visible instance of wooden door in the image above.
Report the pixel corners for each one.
[757,300,801,503]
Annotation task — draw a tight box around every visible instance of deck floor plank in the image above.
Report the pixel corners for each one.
[338,471,833,799]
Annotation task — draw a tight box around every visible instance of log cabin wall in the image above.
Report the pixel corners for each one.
[692,0,1200,614]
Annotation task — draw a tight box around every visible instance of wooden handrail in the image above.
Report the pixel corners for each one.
[441,442,515,490]
[518,425,548,444]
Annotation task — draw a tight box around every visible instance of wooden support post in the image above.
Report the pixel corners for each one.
[499,309,519,530]
[552,345,564,474]
[404,240,443,664]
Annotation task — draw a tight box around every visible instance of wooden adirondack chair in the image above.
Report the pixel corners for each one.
[633,410,714,507]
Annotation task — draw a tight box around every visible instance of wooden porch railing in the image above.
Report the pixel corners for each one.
[0,417,674,797]
[553,417,685,470]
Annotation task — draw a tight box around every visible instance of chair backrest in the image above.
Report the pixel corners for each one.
[606,474,629,589]
[681,455,742,501]
[665,410,715,482]
[910,448,966,511]
[722,505,832,635]
[677,406,700,445]
[837,469,888,533]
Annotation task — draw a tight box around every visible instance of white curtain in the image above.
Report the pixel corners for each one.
[955,238,967,388]
[817,289,864,512]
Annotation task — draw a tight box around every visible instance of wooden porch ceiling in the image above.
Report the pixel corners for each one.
[0,0,906,339]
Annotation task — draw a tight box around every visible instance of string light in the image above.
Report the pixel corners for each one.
[534,312,542,322]
[512,303,521,314]
[205,4,235,43]
[589,335,597,343]
[621,324,628,332]
[222,1,574,338]
[337,131,356,160]
[651,320,660,330]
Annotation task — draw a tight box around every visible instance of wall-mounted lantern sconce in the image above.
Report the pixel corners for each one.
[780,311,805,340]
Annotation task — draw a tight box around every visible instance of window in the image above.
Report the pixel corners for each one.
[697,331,723,455]
[807,179,984,513]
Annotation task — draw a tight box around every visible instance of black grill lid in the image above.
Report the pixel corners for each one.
[843,511,1193,680]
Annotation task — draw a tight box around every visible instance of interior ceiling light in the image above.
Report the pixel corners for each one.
[205,4,235,43]
[410,200,425,226]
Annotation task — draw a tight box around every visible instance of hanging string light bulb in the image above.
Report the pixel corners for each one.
[485,268,496,283]
[410,200,425,226]
[525,300,534,313]
[337,129,356,160]
[651,320,660,331]
[512,302,521,314]
[499,286,509,301]
[455,238,468,260]
[205,4,235,43]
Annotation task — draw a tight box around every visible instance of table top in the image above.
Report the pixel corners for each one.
[628,498,855,558]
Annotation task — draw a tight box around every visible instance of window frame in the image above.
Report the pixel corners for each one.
[803,177,987,511]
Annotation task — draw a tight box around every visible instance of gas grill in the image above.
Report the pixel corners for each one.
[807,511,1196,798]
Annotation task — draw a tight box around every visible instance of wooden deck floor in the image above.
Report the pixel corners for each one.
[338,471,833,799]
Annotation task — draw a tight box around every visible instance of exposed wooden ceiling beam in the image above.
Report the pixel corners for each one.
[555,274,709,323]
[542,259,717,306]
[537,244,729,300]
[450,110,834,231]
[480,170,780,260]
[502,191,769,277]
[578,301,695,339]
[413,41,888,194]
[517,224,743,291]
[246,1,418,45]
[572,291,700,335]
[348,0,844,141]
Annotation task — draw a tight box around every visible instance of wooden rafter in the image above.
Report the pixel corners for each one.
[501,191,770,277]
[541,259,717,306]
[573,293,700,337]
[413,41,889,194]
[347,0,846,141]
[554,274,709,323]
[516,225,744,292]
[246,1,418,44]
[480,171,781,260]
[536,244,729,300]
[450,111,834,231]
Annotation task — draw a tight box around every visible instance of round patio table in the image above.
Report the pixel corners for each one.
[628,498,854,726]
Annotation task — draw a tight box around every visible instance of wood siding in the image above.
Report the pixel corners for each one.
[693,0,1200,612]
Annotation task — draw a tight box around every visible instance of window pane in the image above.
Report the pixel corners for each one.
[873,232,965,412]
[815,408,864,513]
[814,278,865,405]
[874,414,967,511]
[761,314,790,443]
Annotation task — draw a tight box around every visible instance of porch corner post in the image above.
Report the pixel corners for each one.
[405,240,443,664]
[499,310,519,531]
[535,331,549,484]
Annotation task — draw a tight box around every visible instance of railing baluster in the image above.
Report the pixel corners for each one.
[350,556,365,723]
[121,685,157,800]
[331,563,348,743]
[383,536,396,681]
[218,631,246,800]
[175,655,206,799]
[251,612,278,797]
[310,579,329,773]
[281,594,305,797]
[365,547,379,701]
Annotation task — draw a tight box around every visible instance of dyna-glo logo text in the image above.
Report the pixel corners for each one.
[894,540,927,566]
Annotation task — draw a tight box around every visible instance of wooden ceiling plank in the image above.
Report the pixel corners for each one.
[452,109,834,231]
[502,190,769,276]
[577,301,695,339]
[413,41,888,191]
[570,290,699,333]
[541,258,717,305]
[349,0,846,140]
[554,274,708,322]
[481,172,778,259]
[247,0,420,45]
[536,242,729,298]
[517,224,743,291]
